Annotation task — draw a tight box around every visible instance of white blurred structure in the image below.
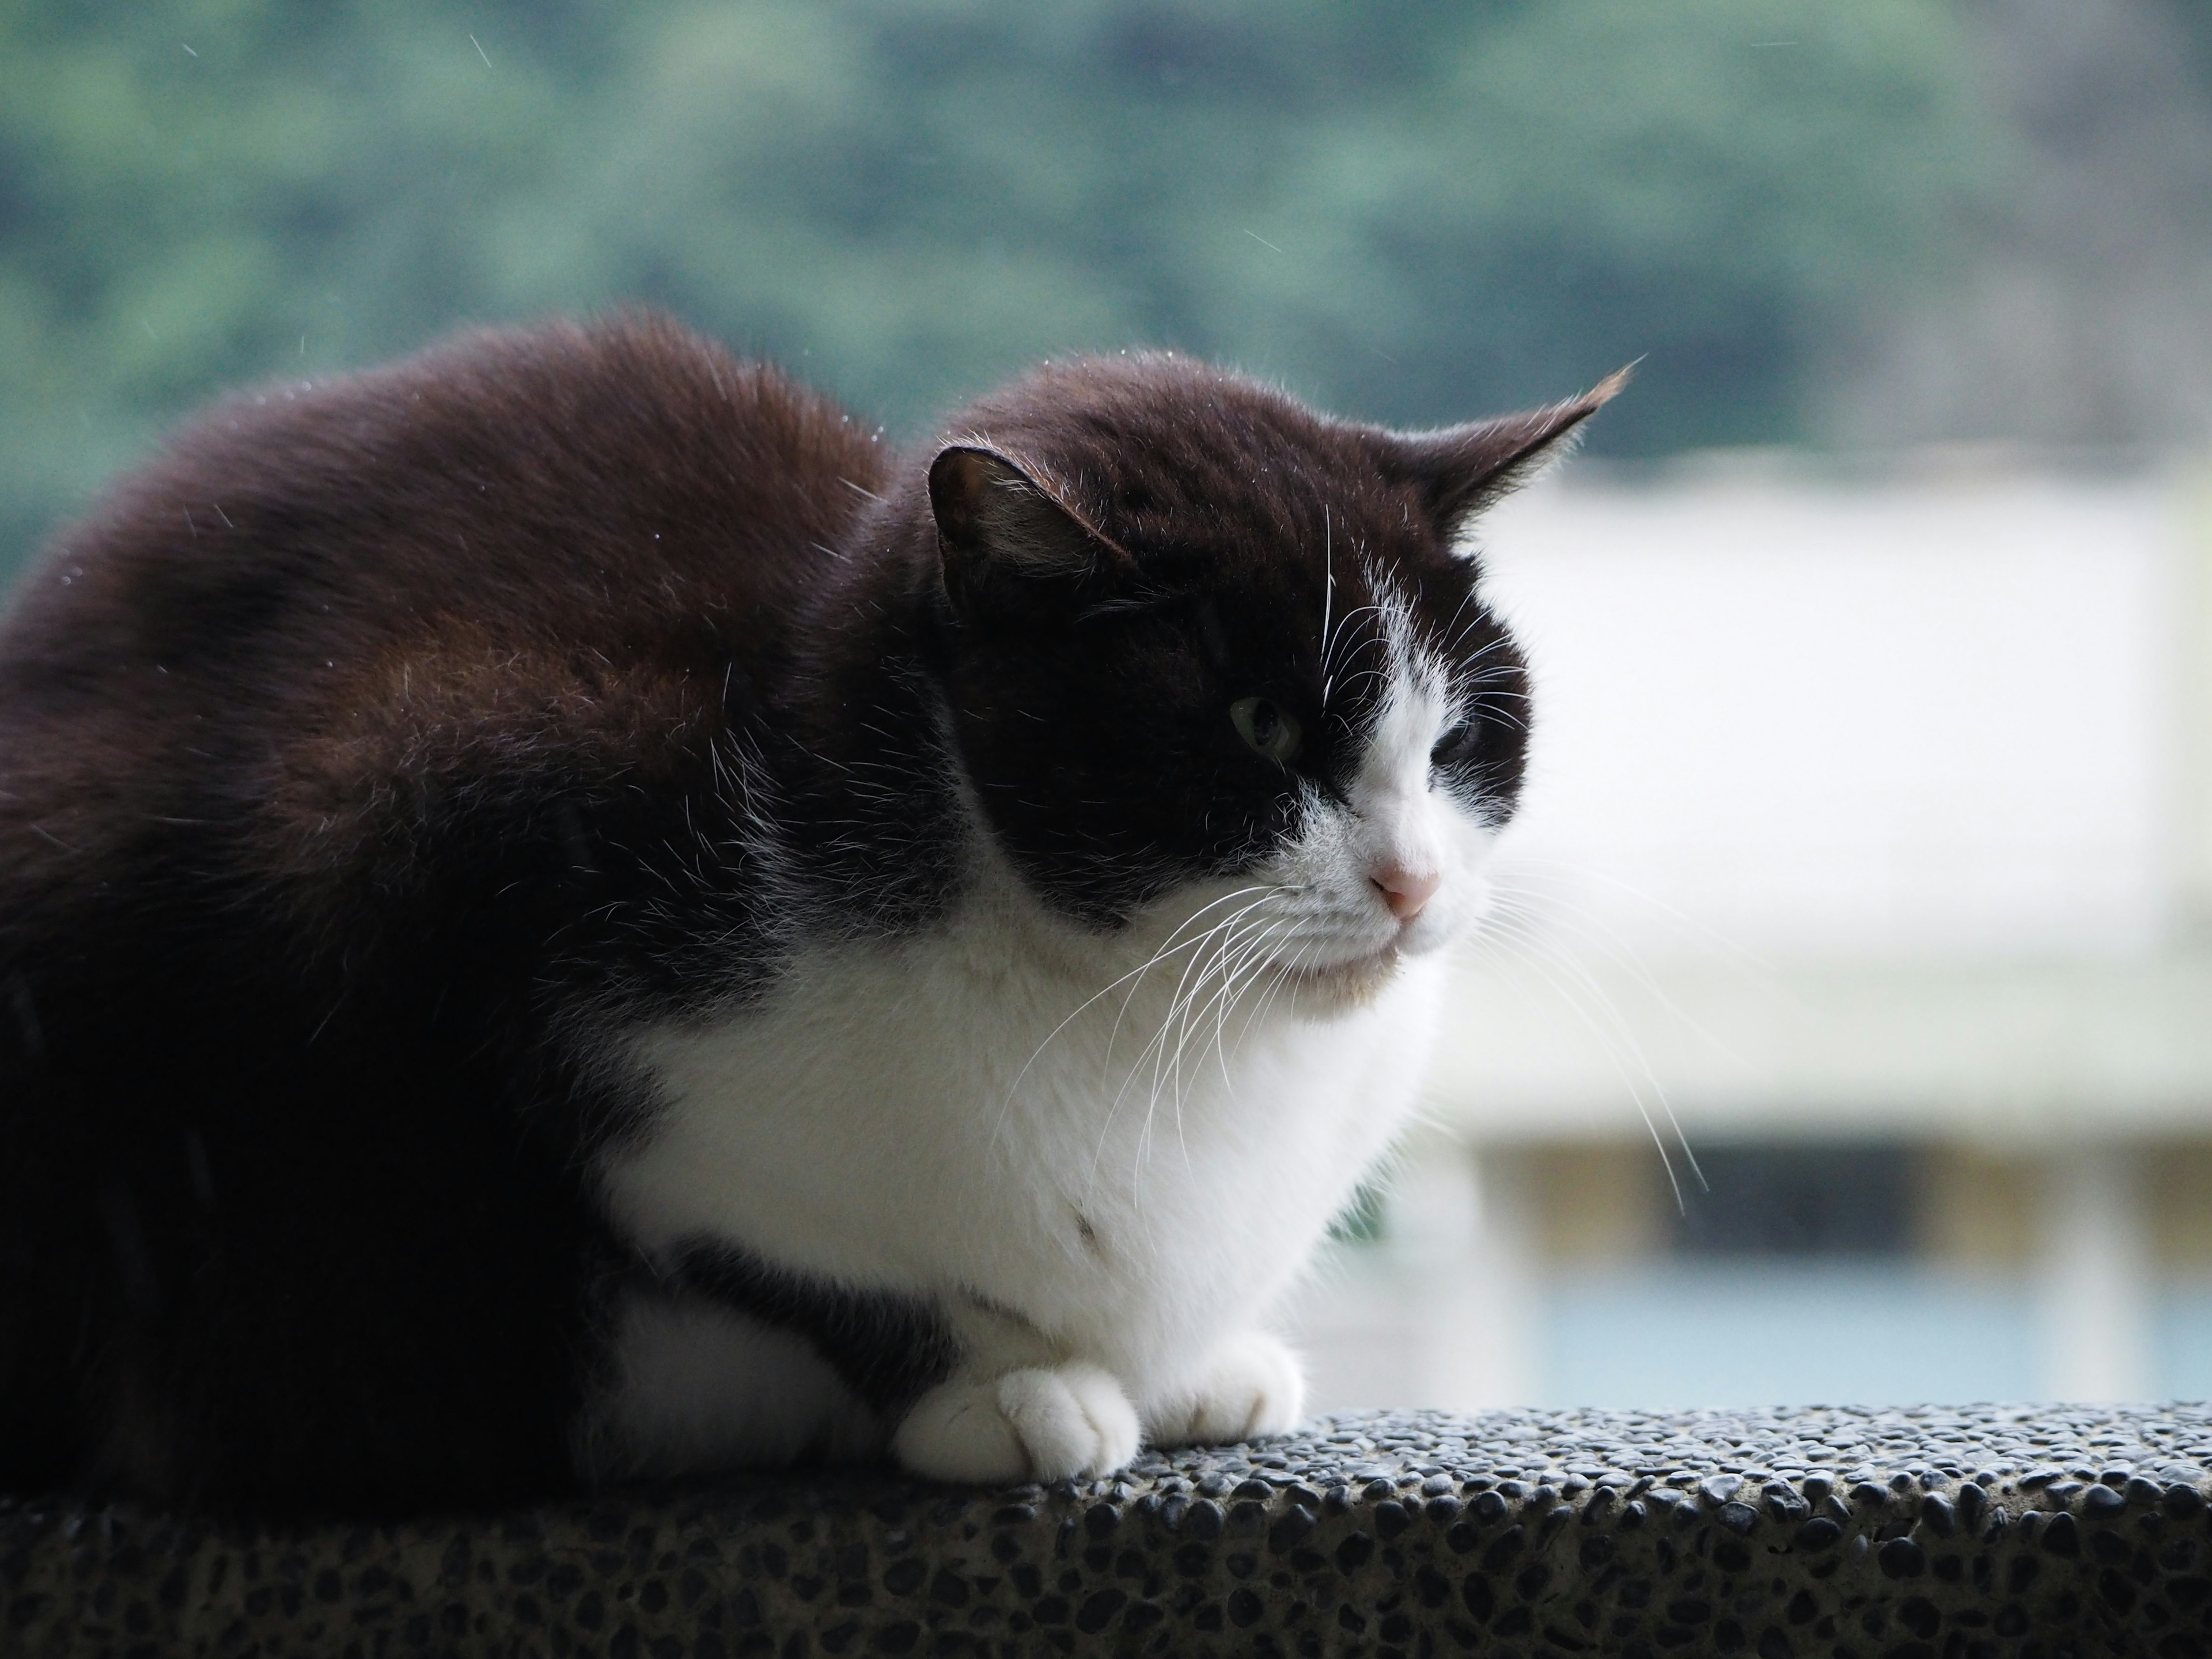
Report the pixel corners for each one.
[1285,456,2212,1414]
[1481,468,2175,961]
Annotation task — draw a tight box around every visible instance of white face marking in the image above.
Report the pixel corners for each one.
[1251,588,1501,975]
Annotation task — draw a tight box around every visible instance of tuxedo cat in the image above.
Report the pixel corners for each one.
[0,314,1616,1512]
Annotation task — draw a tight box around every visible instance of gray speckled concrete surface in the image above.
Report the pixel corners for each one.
[9,1406,2212,1658]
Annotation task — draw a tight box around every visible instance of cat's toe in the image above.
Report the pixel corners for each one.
[892,1363,1139,1484]
[995,1363,1140,1480]
[1147,1330,1306,1447]
[891,1377,1032,1483]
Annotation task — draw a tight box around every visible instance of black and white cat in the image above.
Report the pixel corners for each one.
[0,315,1616,1512]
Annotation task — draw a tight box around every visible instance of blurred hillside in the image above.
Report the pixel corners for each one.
[3,0,2207,576]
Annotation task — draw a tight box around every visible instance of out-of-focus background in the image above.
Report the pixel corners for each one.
[6,2,2210,1410]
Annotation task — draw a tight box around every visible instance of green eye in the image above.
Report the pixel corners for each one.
[1229,695,1302,764]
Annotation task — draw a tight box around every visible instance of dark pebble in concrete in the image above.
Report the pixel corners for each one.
[1700,1474,1744,1506]
[1921,1491,1956,1535]
[2083,1483,2126,1518]
[1956,1482,1987,1526]
[1878,1536,1927,1580]
[1794,1516,1842,1552]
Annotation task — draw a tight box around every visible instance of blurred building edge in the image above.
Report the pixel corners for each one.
[1284,452,2212,1414]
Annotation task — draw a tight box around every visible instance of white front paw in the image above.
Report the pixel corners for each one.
[892,1362,1141,1484]
[1146,1330,1306,1448]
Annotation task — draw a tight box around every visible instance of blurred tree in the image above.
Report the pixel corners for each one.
[1207,0,2002,449]
[0,1,2012,576]
[1824,0,2212,449]
[0,1,613,561]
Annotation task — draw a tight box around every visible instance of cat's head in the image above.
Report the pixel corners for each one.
[917,353,1620,991]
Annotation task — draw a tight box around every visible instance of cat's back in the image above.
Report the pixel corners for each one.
[0,314,888,907]
[1,312,882,673]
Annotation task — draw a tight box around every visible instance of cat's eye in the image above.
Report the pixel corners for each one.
[1229,696,1301,764]
[1431,722,1479,770]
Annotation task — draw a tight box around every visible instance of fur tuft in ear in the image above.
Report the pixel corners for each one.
[930,443,1094,565]
[1391,365,1631,548]
[929,445,1137,623]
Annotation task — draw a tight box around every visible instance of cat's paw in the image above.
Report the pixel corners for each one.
[892,1362,1141,1484]
[1145,1330,1306,1447]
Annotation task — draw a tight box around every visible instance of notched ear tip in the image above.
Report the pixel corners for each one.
[1528,362,1633,449]
[1582,361,1638,410]
[1518,360,1636,454]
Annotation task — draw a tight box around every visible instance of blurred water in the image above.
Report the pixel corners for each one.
[1296,1249,2212,1414]
[1541,1264,2040,1410]
[2155,1289,2212,1400]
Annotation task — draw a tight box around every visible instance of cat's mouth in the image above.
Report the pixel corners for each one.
[1281,941,1402,1002]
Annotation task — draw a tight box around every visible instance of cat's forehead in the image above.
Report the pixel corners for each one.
[955,354,1461,600]
[938,353,1529,713]
[965,356,1414,532]
[1102,454,1481,696]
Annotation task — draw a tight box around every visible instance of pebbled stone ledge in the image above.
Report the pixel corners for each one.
[9,1405,2212,1658]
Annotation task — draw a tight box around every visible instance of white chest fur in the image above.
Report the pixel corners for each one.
[600,878,1443,1416]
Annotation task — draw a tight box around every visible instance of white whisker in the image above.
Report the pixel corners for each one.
[1472,899,1706,1205]
[992,885,1272,1150]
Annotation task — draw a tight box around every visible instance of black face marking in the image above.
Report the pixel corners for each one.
[1190,596,1234,675]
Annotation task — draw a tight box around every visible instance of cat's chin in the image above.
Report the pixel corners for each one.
[1279,942,1404,1011]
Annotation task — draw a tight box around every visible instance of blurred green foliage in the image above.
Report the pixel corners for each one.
[1,1,2007,573]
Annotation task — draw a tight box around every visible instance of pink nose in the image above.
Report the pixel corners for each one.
[1370,863,1441,922]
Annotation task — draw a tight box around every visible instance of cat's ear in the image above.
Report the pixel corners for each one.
[1391,366,1632,548]
[929,445,1127,619]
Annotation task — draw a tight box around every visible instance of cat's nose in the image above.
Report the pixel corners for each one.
[1370,863,1441,922]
